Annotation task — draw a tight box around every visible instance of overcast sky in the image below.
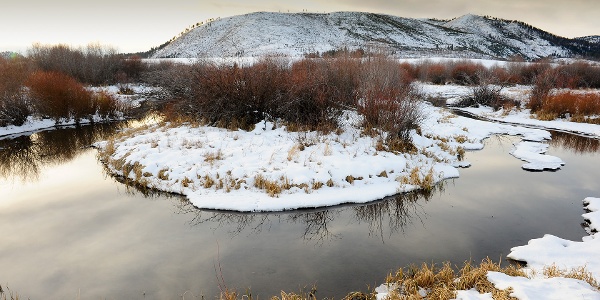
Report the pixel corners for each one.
[2,0,599,53]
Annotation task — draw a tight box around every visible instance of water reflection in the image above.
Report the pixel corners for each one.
[2,128,599,299]
[169,186,443,245]
[550,131,600,154]
[0,123,127,181]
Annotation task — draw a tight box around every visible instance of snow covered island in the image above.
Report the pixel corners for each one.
[93,103,561,212]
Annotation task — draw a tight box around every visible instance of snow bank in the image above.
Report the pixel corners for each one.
[507,197,600,278]
[0,117,59,138]
[487,272,600,300]
[95,108,461,212]
[418,82,600,138]
[376,197,600,299]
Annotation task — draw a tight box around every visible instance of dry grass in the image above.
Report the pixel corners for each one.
[454,135,468,144]
[384,258,525,300]
[204,150,224,164]
[254,174,286,197]
[0,284,20,300]
[157,168,170,181]
[288,144,302,161]
[541,265,599,289]
[181,177,193,188]
[401,167,436,191]
[323,143,332,156]
[378,170,388,178]
[202,175,216,188]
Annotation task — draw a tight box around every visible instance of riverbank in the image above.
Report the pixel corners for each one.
[375,197,600,300]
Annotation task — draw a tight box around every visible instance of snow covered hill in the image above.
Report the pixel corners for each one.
[149,12,599,60]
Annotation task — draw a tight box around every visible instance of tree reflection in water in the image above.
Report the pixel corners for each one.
[549,131,600,154]
[167,184,446,245]
[352,185,443,241]
[0,123,127,181]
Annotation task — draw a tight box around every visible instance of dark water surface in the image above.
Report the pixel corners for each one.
[0,125,598,299]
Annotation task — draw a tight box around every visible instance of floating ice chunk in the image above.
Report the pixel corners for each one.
[510,141,564,171]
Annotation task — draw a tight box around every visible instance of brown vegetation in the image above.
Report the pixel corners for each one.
[28,43,141,85]
[0,56,32,126]
[158,55,424,150]
[26,71,119,123]
[359,57,422,149]
[534,91,600,123]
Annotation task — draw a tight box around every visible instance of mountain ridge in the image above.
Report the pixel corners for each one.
[148,12,600,60]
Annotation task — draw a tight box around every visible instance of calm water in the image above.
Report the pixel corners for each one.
[0,124,599,299]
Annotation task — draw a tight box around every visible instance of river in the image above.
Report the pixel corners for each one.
[0,122,598,299]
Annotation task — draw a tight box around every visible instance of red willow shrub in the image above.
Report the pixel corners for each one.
[417,62,448,84]
[448,60,487,85]
[358,57,422,146]
[280,57,362,128]
[536,92,600,122]
[554,61,600,89]
[26,71,118,123]
[527,69,557,113]
[166,56,424,147]
[190,57,289,129]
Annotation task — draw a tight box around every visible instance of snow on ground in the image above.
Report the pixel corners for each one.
[94,103,560,212]
[486,272,600,300]
[376,197,600,299]
[0,117,61,138]
[418,82,600,170]
[458,105,600,137]
[419,82,600,139]
[508,198,600,278]
[417,82,531,106]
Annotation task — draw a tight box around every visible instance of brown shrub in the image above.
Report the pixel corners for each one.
[26,71,95,123]
[527,69,556,112]
[537,91,600,121]
[161,56,423,149]
[554,61,600,89]
[417,62,448,84]
[0,56,32,126]
[359,57,422,145]
[142,61,202,101]
[28,43,127,85]
[448,60,487,85]
[94,91,120,118]
[514,62,552,85]
[118,55,145,82]
[190,57,289,129]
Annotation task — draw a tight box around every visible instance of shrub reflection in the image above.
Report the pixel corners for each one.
[550,131,600,154]
[0,123,126,181]
[167,185,445,244]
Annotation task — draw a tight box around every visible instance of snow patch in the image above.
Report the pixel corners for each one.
[510,141,565,171]
[507,197,600,279]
